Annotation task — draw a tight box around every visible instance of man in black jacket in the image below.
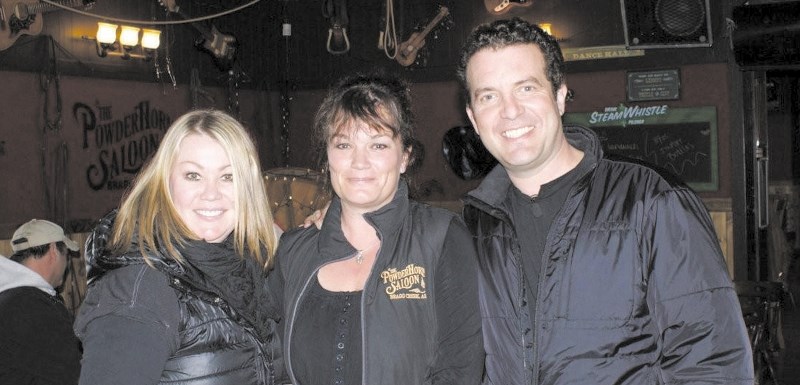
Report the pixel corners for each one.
[0,219,82,385]
[456,18,754,384]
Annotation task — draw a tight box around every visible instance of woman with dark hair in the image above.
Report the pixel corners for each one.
[268,72,484,385]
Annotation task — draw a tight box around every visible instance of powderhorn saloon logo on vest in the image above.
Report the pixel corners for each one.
[73,101,172,191]
[381,264,427,300]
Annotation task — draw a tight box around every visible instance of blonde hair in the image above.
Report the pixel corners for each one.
[110,109,277,269]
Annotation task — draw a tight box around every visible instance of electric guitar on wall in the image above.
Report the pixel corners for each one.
[484,0,533,14]
[395,5,449,67]
[159,0,237,71]
[0,0,95,51]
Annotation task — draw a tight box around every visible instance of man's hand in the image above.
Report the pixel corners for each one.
[302,201,330,229]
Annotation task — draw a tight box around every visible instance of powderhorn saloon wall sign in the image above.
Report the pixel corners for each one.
[73,100,172,191]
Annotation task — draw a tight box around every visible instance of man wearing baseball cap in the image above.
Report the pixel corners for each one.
[0,219,82,385]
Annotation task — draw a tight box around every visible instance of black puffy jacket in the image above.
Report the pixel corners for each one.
[463,125,753,384]
[75,212,280,385]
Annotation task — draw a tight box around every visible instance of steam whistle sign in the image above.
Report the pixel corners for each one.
[73,101,172,191]
[563,105,719,191]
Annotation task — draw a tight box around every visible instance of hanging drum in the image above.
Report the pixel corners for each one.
[264,167,331,231]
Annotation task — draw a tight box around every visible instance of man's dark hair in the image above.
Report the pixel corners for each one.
[456,17,565,102]
[10,242,68,264]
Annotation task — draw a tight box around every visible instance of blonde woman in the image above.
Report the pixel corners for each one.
[75,109,282,385]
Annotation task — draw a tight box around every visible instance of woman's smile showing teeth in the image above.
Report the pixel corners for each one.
[170,133,236,242]
[502,126,534,139]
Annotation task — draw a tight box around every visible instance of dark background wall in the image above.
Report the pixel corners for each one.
[0,0,735,228]
[0,0,730,87]
[3,0,797,280]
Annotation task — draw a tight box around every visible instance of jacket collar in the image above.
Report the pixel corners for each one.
[564,124,603,160]
[85,209,187,282]
[466,124,602,210]
[318,180,410,261]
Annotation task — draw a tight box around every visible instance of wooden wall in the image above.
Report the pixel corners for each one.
[1,1,747,278]
[0,70,283,236]
[0,58,736,241]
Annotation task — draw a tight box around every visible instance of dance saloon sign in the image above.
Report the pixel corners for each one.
[72,101,172,191]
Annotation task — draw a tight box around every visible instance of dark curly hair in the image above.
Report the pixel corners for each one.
[313,72,423,174]
[456,17,565,103]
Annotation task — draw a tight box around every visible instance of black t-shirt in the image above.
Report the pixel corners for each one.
[508,153,596,333]
[291,276,363,385]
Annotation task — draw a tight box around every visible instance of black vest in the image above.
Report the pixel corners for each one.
[161,276,275,385]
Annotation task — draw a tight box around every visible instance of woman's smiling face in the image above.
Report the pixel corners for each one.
[169,133,236,243]
[327,120,409,214]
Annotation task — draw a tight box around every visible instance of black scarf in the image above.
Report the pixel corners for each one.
[177,238,273,342]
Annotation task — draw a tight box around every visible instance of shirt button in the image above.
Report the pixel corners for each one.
[337,342,345,349]
[336,353,344,361]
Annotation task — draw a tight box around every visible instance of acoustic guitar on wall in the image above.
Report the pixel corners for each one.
[395,5,449,67]
[484,0,533,15]
[0,0,95,51]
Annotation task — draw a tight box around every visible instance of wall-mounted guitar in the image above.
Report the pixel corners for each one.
[0,0,95,51]
[395,5,449,67]
[484,0,533,15]
[159,0,237,71]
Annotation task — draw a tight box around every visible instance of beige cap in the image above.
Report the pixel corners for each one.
[11,219,80,253]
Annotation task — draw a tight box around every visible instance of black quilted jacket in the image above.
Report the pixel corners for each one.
[463,125,754,385]
[76,211,280,385]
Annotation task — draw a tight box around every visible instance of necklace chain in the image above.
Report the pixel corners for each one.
[354,240,379,264]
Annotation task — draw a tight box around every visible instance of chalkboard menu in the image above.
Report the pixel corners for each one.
[563,106,718,191]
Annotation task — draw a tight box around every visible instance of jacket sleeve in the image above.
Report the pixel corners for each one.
[74,265,181,385]
[265,239,289,384]
[645,188,754,384]
[429,217,485,384]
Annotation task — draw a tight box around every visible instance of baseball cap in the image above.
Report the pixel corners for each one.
[11,219,80,253]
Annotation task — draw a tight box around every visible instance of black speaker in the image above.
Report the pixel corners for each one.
[621,0,712,48]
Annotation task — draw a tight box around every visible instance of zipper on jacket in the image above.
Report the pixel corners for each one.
[360,234,382,385]
[285,254,353,384]
[530,171,593,385]
[516,235,534,381]
[467,197,534,381]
